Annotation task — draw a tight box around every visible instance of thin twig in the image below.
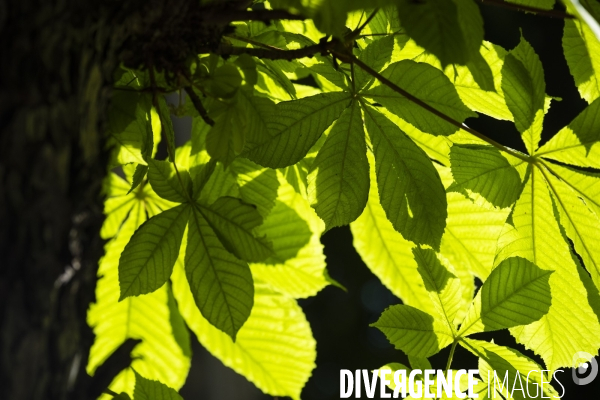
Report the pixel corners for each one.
[224,34,287,51]
[204,41,329,60]
[149,67,190,197]
[208,9,306,23]
[346,9,380,42]
[103,388,119,397]
[478,0,575,18]
[185,86,215,126]
[357,9,380,35]
[347,53,531,162]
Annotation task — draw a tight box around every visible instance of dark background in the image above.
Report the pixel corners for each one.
[179,4,600,399]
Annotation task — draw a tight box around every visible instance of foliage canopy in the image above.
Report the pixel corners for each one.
[87,0,600,398]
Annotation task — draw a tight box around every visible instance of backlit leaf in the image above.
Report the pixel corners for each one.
[363,105,448,249]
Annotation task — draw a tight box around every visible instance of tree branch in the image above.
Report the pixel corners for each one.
[347,53,531,162]
[185,86,215,126]
[478,0,575,19]
[85,338,141,399]
[205,40,331,60]
[210,9,306,23]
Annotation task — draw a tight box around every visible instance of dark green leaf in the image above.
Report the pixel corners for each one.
[119,204,189,300]
[198,197,273,262]
[186,208,254,340]
[396,0,483,67]
[206,100,246,167]
[148,159,191,203]
[371,304,453,357]
[363,60,476,136]
[449,144,523,208]
[242,92,352,168]
[363,105,447,250]
[211,64,243,98]
[133,370,183,400]
[127,164,148,195]
[501,36,546,153]
[191,159,216,200]
[308,101,369,229]
[459,257,553,336]
[157,97,177,162]
[355,35,395,90]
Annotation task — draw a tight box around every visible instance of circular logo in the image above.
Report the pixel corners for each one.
[572,351,598,385]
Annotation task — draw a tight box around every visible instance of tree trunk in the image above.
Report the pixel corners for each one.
[0,1,247,398]
[0,1,133,398]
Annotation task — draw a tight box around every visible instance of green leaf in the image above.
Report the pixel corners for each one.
[148,159,191,203]
[119,204,189,300]
[206,99,246,166]
[543,162,600,292]
[307,101,369,229]
[371,304,453,358]
[107,91,160,166]
[448,144,523,208]
[185,210,253,340]
[396,0,483,67]
[536,96,600,167]
[133,370,183,400]
[495,166,600,369]
[310,0,357,37]
[458,257,553,337]
[256,59,297,100]
[166,284,192,359]
[198,197,273,262]
[173,268,315,400]
[350,152,429,310]
[449,42,514,121]
[102,173,137,239]
[465,51,496,92]
[564,17,600,103]
[242,92,352,168]
[236,54,258,87]
[88,201,189,397]
[355,35,395,90]
[231,159,280,218]
[413,247,463,333]
[461,338,559,399]
[438,166,512,280]
[501,36,546,154]
[191,159,216,200]
[157,96,177,162]
[237,90,277,151]
[127,164,149,195]
[304,58,349,91]
[363,60,476,136]
[210,64,242,98]
[363,105,448,250]
[251,174,328,298]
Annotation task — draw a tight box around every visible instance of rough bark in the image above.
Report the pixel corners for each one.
[0,0,127,397]
[0,1,254,398]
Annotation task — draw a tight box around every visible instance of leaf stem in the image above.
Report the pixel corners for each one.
[185,86,215,126]
[354,8,380,39]
[149,67,193,202]
[445,339,459,374]
[102,388,119,397]
[347,53,531,162]
[224,34,286,51]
